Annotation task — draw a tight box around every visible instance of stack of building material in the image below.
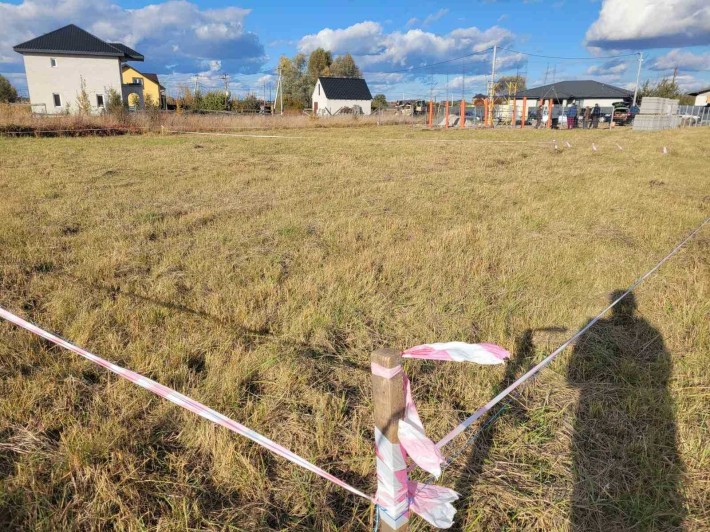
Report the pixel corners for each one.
[633,97,680,131]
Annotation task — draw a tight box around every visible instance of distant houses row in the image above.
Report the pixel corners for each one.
[13,24,709,117]
[13,24,375,116]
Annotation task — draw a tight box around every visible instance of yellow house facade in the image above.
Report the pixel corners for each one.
[121,64,166,108]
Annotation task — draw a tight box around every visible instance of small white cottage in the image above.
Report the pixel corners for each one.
[312,77,373,116]
[688,88,710,107]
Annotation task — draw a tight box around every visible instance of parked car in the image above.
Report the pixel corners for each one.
[612,106,629,125]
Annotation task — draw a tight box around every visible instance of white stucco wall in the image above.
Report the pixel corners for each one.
[514,97,623,110]
[311,82,371,115]
[694,91,710,106]
[22,53,122,114]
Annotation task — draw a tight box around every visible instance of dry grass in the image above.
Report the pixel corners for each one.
[0,103,418,137]
[0,125,708,531]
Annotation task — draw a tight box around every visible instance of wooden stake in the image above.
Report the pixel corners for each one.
[372,349,408,532]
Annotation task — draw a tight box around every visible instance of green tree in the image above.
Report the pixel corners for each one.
[330,53,362,78]
[201,91,229,111]
[106,88,127,121]
[307,48,333,81]
[0,74,18,103]
[638,77,682,99]
[76,76,91,114]
[233,94,261,112]
[371,93,388,111]
[278,54,311,110]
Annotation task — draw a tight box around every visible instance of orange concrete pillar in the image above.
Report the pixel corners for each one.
[546,100,553,129]
[521,97,527,129]
[460,100,465,128]
[428,100,433,128]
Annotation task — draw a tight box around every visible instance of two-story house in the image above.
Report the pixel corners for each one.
[13,24,145,114]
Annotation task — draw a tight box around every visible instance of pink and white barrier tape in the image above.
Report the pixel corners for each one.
[0,306,373,503]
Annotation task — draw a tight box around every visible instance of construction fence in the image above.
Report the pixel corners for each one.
[424,100,710,130]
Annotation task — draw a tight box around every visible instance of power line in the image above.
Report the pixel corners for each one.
[497,46,639,60]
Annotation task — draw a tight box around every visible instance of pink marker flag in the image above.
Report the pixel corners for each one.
[398,342,509,478]
[409,481,459,528]
[403,342,510,365]
[399,374,445,477]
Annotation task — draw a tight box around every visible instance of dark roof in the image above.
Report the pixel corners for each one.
[688,87,710,96]
[318,77,372,100]
[13,24,143,61]
[515,80,633,100]
[108,42,144,61]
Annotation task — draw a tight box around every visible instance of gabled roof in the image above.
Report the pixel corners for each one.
[13,24,143,61]
[515,80,633,100]
[688,87,710,96]
[317,77,372,100]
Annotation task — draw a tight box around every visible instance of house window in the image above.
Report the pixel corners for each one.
[132,77,142,85]
[50,58,57,67]
[52,93,61,107]
[96,94,104,108]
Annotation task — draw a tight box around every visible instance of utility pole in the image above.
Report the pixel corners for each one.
[632,52,643,108]
[220,73,230,91]
[489,44,497,127]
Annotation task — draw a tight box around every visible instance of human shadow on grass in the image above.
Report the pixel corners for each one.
[567,291,685,530]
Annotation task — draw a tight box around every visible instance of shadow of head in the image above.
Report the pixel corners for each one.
[610,290,637,320]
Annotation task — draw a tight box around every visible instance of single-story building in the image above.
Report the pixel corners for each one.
[514,80,633,110]
[687,88,710,107]
[13,24,144,114]
[312,77,372,116]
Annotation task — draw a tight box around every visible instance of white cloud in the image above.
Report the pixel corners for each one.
[0,0,267,75]
[586,59,629,76]
[298,21,516,75]
[422,8,449,27]
[406,8,448,28]
[585,0,710,49]
[649,48,710,71]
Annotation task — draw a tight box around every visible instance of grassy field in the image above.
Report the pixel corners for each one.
[0,125,708,531]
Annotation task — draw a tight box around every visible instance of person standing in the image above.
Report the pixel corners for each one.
[567,102,578,129]
[591,103,601,128]
[535,99,544,129]
[583,106,591,129]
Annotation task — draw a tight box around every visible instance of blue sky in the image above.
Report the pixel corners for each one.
[1,0,709,99]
